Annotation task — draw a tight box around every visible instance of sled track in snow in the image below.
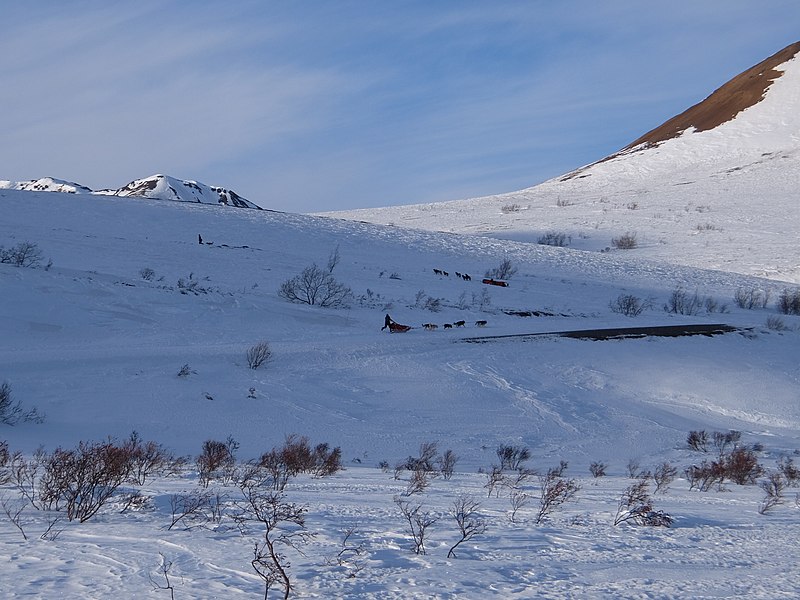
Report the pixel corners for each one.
[461,323,748,343]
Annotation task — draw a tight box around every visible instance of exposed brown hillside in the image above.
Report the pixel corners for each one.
[625,41,800,149]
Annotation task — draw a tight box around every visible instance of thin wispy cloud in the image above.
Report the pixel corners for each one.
[1,1,799,210]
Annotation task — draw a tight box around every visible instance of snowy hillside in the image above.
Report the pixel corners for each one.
[1,173,261,210]
[2,186,800,598]
[323,42,800,284]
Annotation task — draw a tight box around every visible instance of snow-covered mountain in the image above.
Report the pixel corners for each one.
[1,173,261,210]
[322,41,800,284]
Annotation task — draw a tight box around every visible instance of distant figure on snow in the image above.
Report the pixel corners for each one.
[198,234,203,244]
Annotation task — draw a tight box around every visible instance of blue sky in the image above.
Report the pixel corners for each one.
[2,1,799,212]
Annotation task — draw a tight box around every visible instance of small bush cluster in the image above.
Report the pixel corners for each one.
[257,434,343,492]
[0,241,45,268]
[613,476,672,527]
[537,232,571,247]
[609,294,649,317]
[685,430,763,491]
[664,288,725,315]
[611,232,637,250]
[734,287,770,310]
[777,288,800,315]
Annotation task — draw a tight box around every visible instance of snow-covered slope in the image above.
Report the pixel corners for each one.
[322,42,800,284]
[0,177,92,194]
[2,186,800,598]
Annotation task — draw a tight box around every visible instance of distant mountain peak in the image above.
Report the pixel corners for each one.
[1,173,262,209]
[111,174,261,209]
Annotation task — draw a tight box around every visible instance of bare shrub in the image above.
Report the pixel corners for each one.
[712,430,741,457]
[177,272,214,295]
[501,203,521,213]
[685,461,725,492]
[734,287,770,310]
[724,447,763,485]
[485,258,518,280]
[508,490,529,523]
[403,468,431,496]
[258,435,342,491]
[447,494,487,558]
[496,444,531,471]
[535,462,580,524]
[665,288,703,315]
[614,477,672,527]
[611,232,637,250]
[766,316,789,331]
[609,294,647,317]
[438,449,458,481]
[177,363,195,378]
[777,456,800,486]
[278,263,353,308]
[537,232,570,247]
[240,487,312,600]
[149,552,177,599]
[247,341,272,370]
[122,431,180,486]
[38,440,134,522]
[653,462,678,494]
[395,498,438,555]
[197,438,237,488]
[139,267,156,281]
[777,288,800,315]
[589,461,607,478]
[0,381,44,425]
[0,241,44,268]
[484,465,505,498]
[326,244,341,273]
[687,430,709,452]
[168,490,215,531]
[758,472,786,514]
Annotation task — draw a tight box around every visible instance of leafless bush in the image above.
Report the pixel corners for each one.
[403,468,431,496]
[197,438,237,488]
[556,197,573,207]
[496,444,530,471]
[609,294,648,317]
[247,341,272,369]
[177,272,214,295]
[38,440,134,522]
[438,450,458,480]
[122,432,180,486]
[626,459,645,479]
[279,263,353,308]
[177,363,195,378]
[734,287,770,310]
[0,441,9,484]
[724,447,763,485]
[766,316,789,331]
[484,465,505,498]
[241,487,312,600]
[614,477,672,526]
[139,267,156,281]
[778,456,800,486]
[0,381,44,425]
[611,232,637,250]
[168,490,215,531]
[395,498,438,555]
[589,461,607,478]
[1,493,28,540]
[758,472,786,514]
[501,203,522,213]
[149,552,177,599]
[535,462,579,524]
[712,430,741,457]
[326,244,341,273]
[687,430,709,452]
[653,462,678,494]
[0,241,44,268]
[685,461,725,492]
[485,258,518,280]
[447,494,486,558]
[258,435,342,491]
[537,232,571,247]
[325,525,367,578]
[665,288,703,315]
[777,288,800,315]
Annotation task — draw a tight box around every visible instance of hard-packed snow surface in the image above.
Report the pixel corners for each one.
[1,188,799,598]
[323,51,800,284]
